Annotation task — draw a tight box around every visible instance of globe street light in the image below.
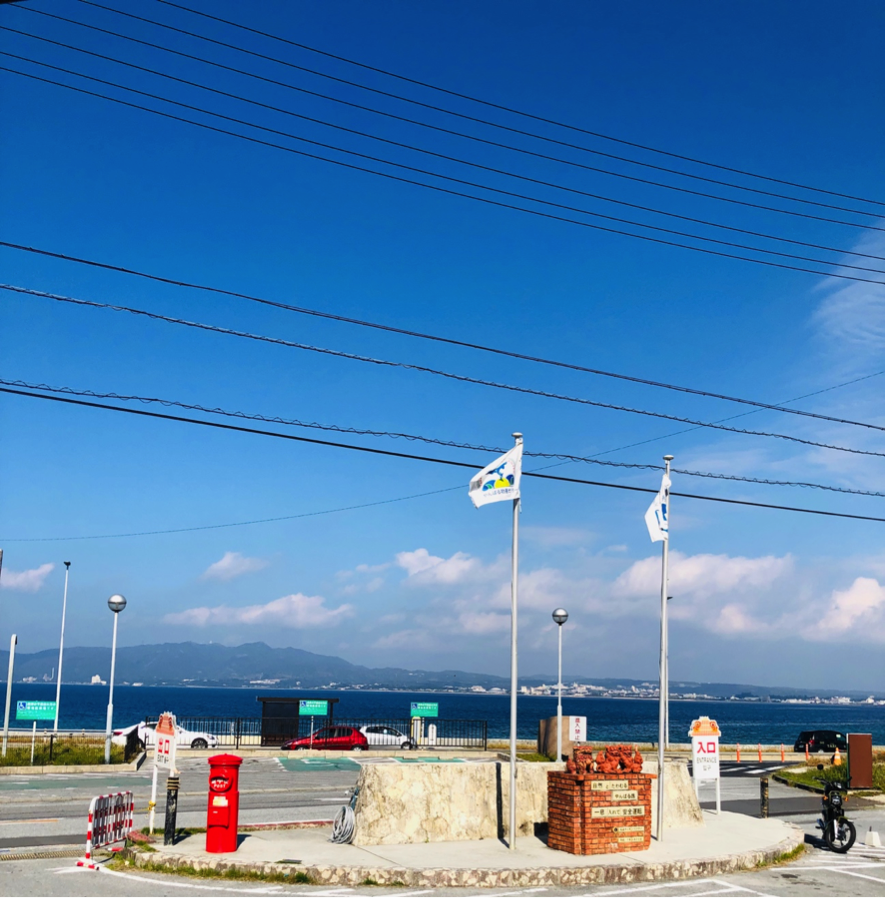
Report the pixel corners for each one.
[552,608,568,762]
[104,594,126,764]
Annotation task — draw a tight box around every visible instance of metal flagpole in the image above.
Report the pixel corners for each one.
[508,432,522,850]
[656,455,673,841]
[54,562,71,732]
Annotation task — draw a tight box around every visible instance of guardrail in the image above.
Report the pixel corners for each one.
[145,715,488,750]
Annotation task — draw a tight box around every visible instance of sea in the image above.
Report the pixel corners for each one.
[6,683,884,745]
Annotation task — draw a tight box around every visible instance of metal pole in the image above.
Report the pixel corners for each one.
[104,612,119,764]
[656,455,672,842]
[508,432,522,850]
[557,623,563,763]
[54,562,71,732]
[2,634,16,757]
[148,764,158,834]
[164,775,180,845]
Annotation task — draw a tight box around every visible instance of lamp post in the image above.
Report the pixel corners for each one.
[2,634,16,757]
[54,562,71,732]
[104,594,126,764]
[552,608,568,762]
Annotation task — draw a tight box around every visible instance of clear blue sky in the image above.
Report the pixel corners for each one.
[1,0,883,691]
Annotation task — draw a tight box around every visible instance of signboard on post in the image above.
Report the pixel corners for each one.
[569,716,587,743]
[688,716,720,813]
[155,712,177,772]
[410,702,438,718]
[299,700,329,716]
[16,701,56,721]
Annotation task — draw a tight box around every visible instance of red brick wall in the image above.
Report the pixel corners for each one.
[547,772,652,855]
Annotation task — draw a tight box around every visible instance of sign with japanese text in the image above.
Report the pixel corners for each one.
[155,712,177,771]
[689,717,720,781]
[569,715,587,743]
[299,700,329,716]
[16,700,56,721]
[410,702,438,718]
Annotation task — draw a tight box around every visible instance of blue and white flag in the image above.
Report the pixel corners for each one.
[644,473,670,542]
[469,444,522,508]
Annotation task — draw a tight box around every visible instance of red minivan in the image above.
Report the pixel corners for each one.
[282,726,368,751]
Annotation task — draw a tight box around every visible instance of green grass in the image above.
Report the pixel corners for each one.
[755,842,806,868]
[0,737,125,767]
[777,762,884,793]
[517,752,554,762]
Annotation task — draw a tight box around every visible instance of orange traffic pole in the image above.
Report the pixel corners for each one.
[736,743,741,763]
[758,744,763,763]
[805,744,810,763]
[780,744,785,763]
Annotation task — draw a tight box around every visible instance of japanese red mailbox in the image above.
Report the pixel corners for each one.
[206,754,242,853]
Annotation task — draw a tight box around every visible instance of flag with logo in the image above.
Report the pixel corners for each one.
[469,444,523,508]
[644,473,670,542]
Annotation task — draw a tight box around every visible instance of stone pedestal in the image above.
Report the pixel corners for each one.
[547,772,652,855]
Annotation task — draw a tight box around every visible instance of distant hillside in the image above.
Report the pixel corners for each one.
[0,642,879,698]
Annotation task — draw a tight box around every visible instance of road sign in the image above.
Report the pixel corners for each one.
[16,700,56,721]
[410,702,438,718]
[688,716,721,814]
[155,712,177,772]
[299,700,329,716]
[569,715,587,743]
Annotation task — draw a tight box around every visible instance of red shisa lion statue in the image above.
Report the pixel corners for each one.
[567,743,643,775]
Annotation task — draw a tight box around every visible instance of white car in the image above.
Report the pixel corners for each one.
[359,724,416,750]
[112,721,218,750]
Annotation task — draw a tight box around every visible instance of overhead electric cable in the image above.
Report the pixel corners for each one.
[8,14,884,241]
[55,0,884,212]
[5,52,882,278]
[6,284,884,458]
[1,386,882,523]
[2,65,883,286]
[5,377,879,497]
[3,242,882,432]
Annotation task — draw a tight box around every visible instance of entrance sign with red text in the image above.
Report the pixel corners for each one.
[155,712,177,772]
[688,716,720,812]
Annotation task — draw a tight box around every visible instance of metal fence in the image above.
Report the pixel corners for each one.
[0,730,139,766]
[145,715,488,751]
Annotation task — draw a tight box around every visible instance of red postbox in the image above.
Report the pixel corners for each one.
[206,754,242,853]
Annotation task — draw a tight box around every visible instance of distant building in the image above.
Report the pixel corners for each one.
[90,674,106,685]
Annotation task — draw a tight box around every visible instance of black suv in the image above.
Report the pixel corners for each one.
[794,730,847,753]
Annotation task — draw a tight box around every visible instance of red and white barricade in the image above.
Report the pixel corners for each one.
[77,791,134,869]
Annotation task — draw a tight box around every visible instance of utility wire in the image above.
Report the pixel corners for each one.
[5,52,882,279]
[1,385,882,523]
[6,284,884,458]
[3,242,882,432]
[5,377,879,497]
[59,0,885,212]
[9,13,884,242]
[2,64,883,286]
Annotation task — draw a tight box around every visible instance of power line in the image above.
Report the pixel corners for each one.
[2,66,883,286]
[61,0,885,212]
[2,242,882,432]
[9,13,884,242]
[1,385,882,523]
[6,283,884,458]
[5,52,883,280]
[5,377,880,497]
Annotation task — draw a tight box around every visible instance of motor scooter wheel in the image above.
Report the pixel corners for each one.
[825,817,856,853]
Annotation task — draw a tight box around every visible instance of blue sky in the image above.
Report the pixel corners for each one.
[1,0,883,691]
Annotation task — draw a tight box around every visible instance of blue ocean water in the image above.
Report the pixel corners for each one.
[6,683,884,744]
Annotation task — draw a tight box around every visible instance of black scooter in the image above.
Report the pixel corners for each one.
[814,764,856,853]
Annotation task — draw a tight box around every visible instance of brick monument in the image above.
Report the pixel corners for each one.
[547,744,652,855]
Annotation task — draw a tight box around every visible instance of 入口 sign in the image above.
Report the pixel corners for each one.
[688,716,721,813]
[155,712,177,771]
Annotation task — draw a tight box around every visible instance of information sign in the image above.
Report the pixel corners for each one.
[16,700,56,721]
[299,700,329,716]
[155,712,177,772]
[410,702,438,718]
[569,715,587,743]
[688,716,721,813]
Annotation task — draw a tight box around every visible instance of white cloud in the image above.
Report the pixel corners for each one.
[163,593,355,628]
[395,548,496,586]
[200,552,268,582]
[802,577,885,642]
[613,551,792,598]
[0,562,55,592]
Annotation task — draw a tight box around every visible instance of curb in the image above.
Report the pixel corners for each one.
[0,758,144,776]
[120,829,805,889]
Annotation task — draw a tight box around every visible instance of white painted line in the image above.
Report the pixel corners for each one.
[829,868,886,883]
[94,865,290,893]
[595,880,725,895]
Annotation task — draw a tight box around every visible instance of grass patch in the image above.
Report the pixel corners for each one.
[112,857,314,885]
[517,752,554,762]
[0,737,126,767]
[361,877,380,886]
[756,842,806,868]
[778,762,885,793]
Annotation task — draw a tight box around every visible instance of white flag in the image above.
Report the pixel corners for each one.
[644,473,670,542]
[469,444,522,508]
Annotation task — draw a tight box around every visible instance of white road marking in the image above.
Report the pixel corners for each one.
[95,865,288,893]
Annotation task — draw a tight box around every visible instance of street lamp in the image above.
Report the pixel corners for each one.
[104,594,126,764]
[54,562,71,732]
[552,608,568,762]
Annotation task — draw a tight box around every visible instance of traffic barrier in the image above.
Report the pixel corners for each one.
[780,744,785,763]
[736,744,741,763]
[76,791,134,869]
[758,744,763,763]
[805,744,810,763]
